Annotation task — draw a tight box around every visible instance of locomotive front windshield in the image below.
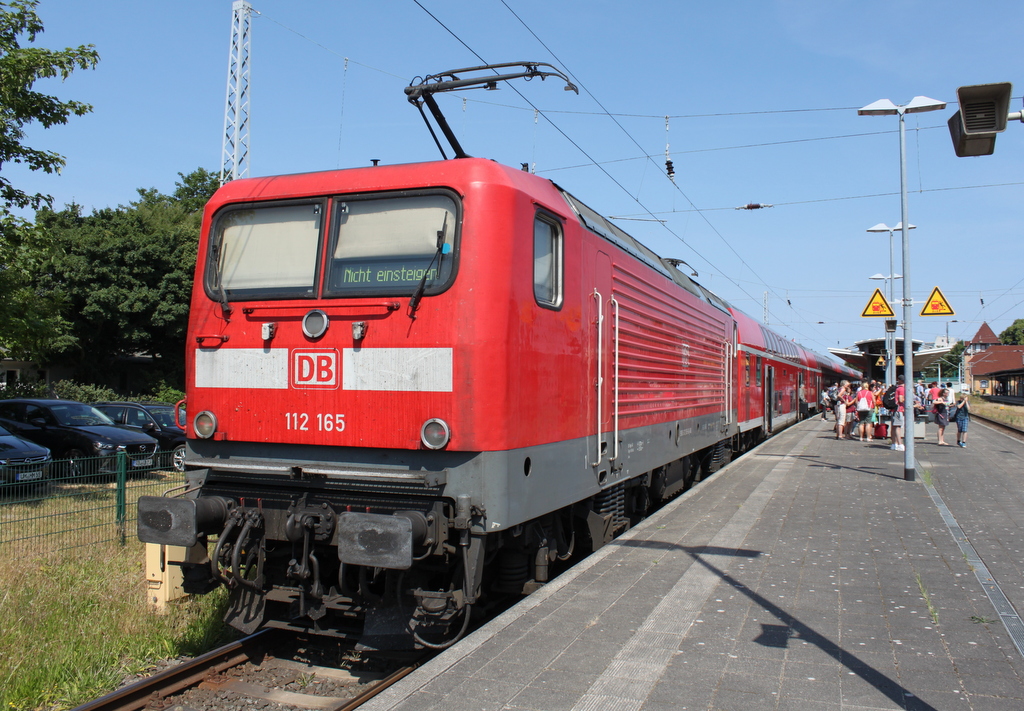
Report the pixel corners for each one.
[210,202,324,299]
[324,193,456,297]
[207,191,458,301]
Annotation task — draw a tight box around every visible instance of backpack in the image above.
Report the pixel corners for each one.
[882,385,898,411]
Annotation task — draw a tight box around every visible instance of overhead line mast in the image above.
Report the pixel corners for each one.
[221,0,253,184]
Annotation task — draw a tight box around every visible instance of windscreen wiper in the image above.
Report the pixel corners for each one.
[210,243,233,319]
[408,213,451,317]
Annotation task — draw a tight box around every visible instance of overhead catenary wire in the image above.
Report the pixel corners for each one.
[490,0,820,344]
[248,5,1021,351]
[607,180,1024,216]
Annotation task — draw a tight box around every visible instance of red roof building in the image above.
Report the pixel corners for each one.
[967,344,1024,397]
[965,322,1000,355]
[963,322,1004,394]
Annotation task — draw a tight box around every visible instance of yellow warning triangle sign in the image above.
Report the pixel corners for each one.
[920,286,955,316]
[896,356,904,366]
[862,288,895,317]
[875,356,886,366]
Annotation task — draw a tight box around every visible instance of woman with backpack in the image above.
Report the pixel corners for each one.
[954,394,971,447]
[855,382,875,441]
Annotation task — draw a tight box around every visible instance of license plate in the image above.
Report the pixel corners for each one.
[132,458,153,468]
[16,470,43,481]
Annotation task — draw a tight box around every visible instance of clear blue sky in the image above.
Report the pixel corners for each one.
[10,0,1024,357]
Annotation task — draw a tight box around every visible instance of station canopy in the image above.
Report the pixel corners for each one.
[829,337,952,376]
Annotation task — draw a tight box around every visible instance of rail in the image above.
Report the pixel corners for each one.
[973,412,1024,442]
[71,629,278,711]
[69,627,424,711]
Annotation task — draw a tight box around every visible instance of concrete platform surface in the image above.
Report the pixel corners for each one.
[365,417,1024,711]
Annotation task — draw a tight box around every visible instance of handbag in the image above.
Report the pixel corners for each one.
[856,396,871,412]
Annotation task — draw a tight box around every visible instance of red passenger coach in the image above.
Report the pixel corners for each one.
[138,64,859,649]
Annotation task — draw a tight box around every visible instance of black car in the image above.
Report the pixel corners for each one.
[0,399,158,477]
[93,402,187,472]
[0,424,52,490]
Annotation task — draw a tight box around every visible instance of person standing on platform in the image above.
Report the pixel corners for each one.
[834,381,851,440]
[821,385,831,421]
[891,375,905,452]
[933,388,950,445]
[954,394,971,447]
[855,382,875,441]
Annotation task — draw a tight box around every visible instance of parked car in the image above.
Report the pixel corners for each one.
[0,399,158,477]
[0,423,52,491]
[93,402,187,472]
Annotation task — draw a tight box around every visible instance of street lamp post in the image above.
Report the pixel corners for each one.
[859,96,946,482]
[867,222,913,385]
[945,319,959,347]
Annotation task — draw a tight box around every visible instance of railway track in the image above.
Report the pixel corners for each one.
[71,628,423,711]
[70,433,745,711]
[973,412,1024,442]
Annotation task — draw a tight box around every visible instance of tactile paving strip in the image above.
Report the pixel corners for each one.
[923,479,1024,656]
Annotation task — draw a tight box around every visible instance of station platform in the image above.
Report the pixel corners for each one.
[365,417,1024,711]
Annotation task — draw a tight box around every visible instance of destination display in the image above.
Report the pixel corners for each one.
[327,255,448,294]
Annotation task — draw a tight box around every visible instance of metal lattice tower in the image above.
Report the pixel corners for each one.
[221,0,252,184]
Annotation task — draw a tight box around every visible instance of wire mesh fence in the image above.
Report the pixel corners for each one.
[0,450,186,557]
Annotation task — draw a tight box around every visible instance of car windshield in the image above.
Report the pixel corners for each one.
[49,404,115,427]
[147,408,180,429]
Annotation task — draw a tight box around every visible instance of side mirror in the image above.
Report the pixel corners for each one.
[29,417,48,427]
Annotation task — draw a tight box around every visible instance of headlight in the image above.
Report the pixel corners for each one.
[302,309,329,339]
[194,411,218,439]
[420,418,451,450]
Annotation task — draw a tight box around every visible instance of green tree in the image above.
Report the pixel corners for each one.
[0,213,75,361]
[999,319,1024,345]
[0,0,98,362]
[0,0,99,213]
[921,340,966,382]
[172,167,220,214]
[31,168,217,388]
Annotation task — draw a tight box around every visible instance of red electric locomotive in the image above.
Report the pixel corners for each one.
[138,64,858,648]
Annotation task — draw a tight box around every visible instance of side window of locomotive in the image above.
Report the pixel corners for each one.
[756,356,763,387]
[533,214,562,309]
[324,193,458,297]
[208,202,324,300]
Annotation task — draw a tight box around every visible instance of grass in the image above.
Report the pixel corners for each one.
[969,396,1024,429]
[915,573,939,625]
[0,473,234,711]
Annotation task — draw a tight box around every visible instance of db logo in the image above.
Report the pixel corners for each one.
[292,349,339,389]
